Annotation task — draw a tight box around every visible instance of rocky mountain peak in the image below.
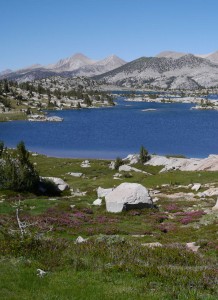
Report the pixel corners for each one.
[156,51,186,59]
[95,55,126,67]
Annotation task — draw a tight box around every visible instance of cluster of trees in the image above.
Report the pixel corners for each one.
[0,141,39,192]
[0,79,114,108]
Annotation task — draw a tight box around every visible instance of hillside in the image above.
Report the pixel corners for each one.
[94,54,218,89]
[0,149,217,299]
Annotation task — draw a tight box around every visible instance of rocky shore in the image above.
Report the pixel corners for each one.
[28,114,64,122]
[124,94,218,109]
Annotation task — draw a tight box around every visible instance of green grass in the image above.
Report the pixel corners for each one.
[0,154,218,299]
[0,111,27,122]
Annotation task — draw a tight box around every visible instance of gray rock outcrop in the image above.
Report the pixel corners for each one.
[146,154,218,172]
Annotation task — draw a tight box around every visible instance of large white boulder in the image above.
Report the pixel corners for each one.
[105,182,152,213]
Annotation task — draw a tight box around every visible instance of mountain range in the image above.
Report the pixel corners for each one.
[0,53,126,81]
[1,51,218,89]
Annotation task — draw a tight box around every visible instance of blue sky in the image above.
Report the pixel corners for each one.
[1,0,218,70]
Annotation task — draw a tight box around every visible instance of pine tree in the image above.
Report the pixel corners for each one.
[139,146,150,164]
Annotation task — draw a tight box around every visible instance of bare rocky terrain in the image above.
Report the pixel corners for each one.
[94,54,218,90]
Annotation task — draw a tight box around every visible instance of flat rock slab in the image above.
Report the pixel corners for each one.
[202,188,218,197]
[119,164,151,175]
[67,172,83,177]
[186,242,200,252]
[146,154,218,172]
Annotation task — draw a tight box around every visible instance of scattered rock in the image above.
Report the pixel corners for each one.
[109,161,115,170]
[93,198,102,206]
[197,192,205,198]
[97,187,113,198]
[81,160,91,168]
[71,189,86,197]
[123,154,139,165]
[132,235,146,238]
[29,115,63,122]
[160,192,196,201]
[113,173,122,180]
[119,164,151,175]
[114,173,122,178]
[32,153,38,156]
[46,116,63,122]
[118,164,132,172]
[37,269,47,278]
[141,242,163,248]
[202,188,218,197]
[105,182,153,213]
[75,236,87,244]
[149,189,161,196]
[153,197,159,203]
[186,242,200,252]
[191,183,201,191]
[212,199,218,211]
[67,172,83,177]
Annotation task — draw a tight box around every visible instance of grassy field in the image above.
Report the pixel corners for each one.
[0,111,27,122]
[0,154,217,299]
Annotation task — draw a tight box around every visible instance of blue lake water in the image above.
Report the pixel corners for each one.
[0,97,218,159]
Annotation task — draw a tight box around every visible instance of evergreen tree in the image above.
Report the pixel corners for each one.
[114,157,124,170]
[83,94,92,107]
[0,141,39,192]
[3,80,10,93]
[139,146,150,164]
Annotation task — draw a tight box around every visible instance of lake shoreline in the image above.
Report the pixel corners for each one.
[1,99,218,159]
